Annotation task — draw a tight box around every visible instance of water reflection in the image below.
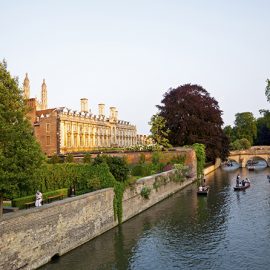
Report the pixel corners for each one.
[41,168,270,270]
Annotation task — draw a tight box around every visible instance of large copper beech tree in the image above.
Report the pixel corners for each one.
[157,84,229,161]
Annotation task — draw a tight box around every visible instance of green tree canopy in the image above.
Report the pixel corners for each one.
[149,114,171,148]
[223,125,236,143]
[0,60,44,216]
[230,138,251,150]
[157,84,229,161]
[234,112,257,145]
[255,110,270,145]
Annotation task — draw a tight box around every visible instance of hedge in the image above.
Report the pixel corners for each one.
[31,163,115,194]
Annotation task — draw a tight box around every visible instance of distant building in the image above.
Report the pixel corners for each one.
[23,73,148,156]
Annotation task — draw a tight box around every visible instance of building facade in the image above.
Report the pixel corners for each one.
[23,74,148,156]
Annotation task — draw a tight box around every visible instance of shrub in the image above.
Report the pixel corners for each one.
[152,151,161,165]
[170,154,186,164]
[65,153,74,163]
[140,186,151,199]
[86,163,116,190]
[162,163,174,172]
[92,154,107,165]
[93,155,129,182]
[83,153,92,163]
[48,154,61,164]
[151,162,165,174]
[131,164,152,177]
[106,156,129,182]
[139,153,146,164]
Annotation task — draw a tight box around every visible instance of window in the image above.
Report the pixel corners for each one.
[46,123,50,133]
[46,136,51,145]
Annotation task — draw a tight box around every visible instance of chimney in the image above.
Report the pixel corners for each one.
[98,103,105,116]
[115,109,118,121]
[110,106,116,120]
[80,98,89,113]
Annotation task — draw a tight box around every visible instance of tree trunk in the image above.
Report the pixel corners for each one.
[0,194,3,218]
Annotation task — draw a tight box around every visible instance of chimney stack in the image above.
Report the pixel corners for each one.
[110,107,116,120]
[80,98,89,113]
[98,103,105,116]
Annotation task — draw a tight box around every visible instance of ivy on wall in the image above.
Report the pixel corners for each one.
[192,143,206,180]
[113,182,125,223]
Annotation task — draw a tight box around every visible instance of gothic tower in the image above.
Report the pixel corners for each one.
[23,73,30,99]
[41,79,47,110]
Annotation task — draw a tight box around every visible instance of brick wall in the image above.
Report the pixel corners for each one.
[34,113,58,156]
[77,148,195,166]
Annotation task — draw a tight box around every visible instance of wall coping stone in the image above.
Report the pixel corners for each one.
[1,187,113,222]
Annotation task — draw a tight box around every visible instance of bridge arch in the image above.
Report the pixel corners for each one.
[229,147,270,168]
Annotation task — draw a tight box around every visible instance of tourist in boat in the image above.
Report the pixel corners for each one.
[202,178,206,187]
[199,186,203,191]
[242,179,245,187]
[245,178,250,183]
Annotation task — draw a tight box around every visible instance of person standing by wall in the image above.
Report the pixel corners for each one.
[35,190,43,207]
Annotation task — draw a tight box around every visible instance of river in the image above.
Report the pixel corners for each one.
[41,166,270,270]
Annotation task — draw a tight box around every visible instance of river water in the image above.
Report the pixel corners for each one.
[41,167,270,270]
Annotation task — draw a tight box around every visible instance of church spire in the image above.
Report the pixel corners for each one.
[41,79,47,110]
[23,73,30,99]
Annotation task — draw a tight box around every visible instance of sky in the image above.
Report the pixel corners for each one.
[1,0,270,134]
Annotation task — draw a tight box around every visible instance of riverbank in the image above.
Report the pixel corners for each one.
[40,166,270,270]
[0,154,197,270]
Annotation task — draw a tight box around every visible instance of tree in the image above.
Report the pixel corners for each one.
[157,84,229,161]
[149,114,171,148]
[230,138,251,150]
[255,110,270,145]
[234,112,257,145]
[0,60,44,217]
[223,125,236,143]
[265,79,270,102]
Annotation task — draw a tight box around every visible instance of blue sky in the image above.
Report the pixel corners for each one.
[1,0,270,134]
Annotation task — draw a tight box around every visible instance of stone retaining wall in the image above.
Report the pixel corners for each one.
[0,149,196,270]
[204,158,221,175]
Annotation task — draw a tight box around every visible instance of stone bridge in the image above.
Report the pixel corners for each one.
[229,146,270,167]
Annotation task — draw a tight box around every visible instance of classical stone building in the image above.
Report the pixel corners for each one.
[23,73,144,156]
